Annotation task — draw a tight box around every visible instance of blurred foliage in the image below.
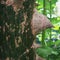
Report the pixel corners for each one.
[35,0,60,60]
[36,47,58,58]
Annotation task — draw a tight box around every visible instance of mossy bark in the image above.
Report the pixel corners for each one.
[0,0,35,60]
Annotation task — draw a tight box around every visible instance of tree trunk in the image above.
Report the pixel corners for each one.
[0,0,53,60]
[0,0,35,60]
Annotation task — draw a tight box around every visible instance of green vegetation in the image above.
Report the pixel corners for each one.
[35,0,60,60]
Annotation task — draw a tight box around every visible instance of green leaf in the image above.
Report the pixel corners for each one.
[55,40,60,46]
[36,47,58,58]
